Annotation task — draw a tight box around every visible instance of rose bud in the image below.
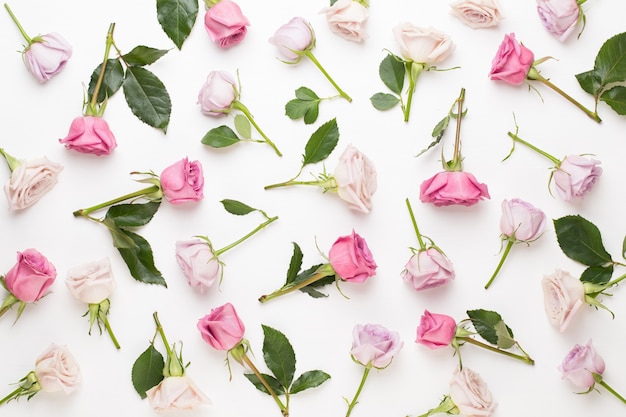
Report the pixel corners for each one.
[160,158,205,204]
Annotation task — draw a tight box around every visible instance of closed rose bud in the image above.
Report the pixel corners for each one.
[58,116,117,156]
[392,23,454,65]
[34,343,81,394]
[160,158,205,204]
[197,71,239,116]
[269,17,315,63]
[333,144,377,213]
[552,155,602,201]
[559,339,605,389]
[4,248,56,303]
[489,33,534,86]
[499,198,546,242]
[23,33,72,83]
[65,258,116,304]
[204,0,250,48]
[350,323,403,368]
[402,248,455,291]
[536,0,581,42]
[415,310,457,349]
[328,230,377,282]
[175,239,222,293]
[197,303,245,351]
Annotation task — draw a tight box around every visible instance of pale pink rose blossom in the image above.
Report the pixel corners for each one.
[197,302,245,351]
[2,155,62,211]
[321,0,369,43]
[449,367,497,417]
[552,155,602,201]
[489,33,534,86]
[402,248,455,291]
[34,343,81,394]
[197,71,238,116]
[146,375,211,412]
[333,144,377,213]
[500,198,546,242]
[175,239,222,292]
[65,258,116,304]
[350,323,403,368]
[559,339,605,389]
[269,17,315,63]
[204,0,250,48]
[393,23,454,65]
[23,33,72,83]
[536,0,581,42]
[160,158,205,204]
[58,116,117,156]
[415,310,457,349]
[328,230,377,283]
[450,0,503,29]
[541,269,585,332]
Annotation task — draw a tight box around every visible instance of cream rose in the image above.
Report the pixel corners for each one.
[333,144,377,213]
[449,367,497,417]
[321,0,369,43]
[65,257,116,304]
[541,269,585,332]
[146,376,211,412]
[34,343,81,394]
[392,23,454,66]
[3,156,63,211]
[450,0,503,29]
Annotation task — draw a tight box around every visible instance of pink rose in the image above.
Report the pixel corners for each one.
[449,367,497,417]
[333,144,377,213]
[489,33,534,86]
[328,230,377,283]
[175,239,222,293]
[541,269,585,332]
[197,71,238,116]
[2,155,63,211]
[160,158,204,204]
[23,33,72,83]
[450,0,503,29]
[269,17,315,63]
[146,376,211,412]
[552,155,602,201]
[350,323,403,369]
[34,343,81,394]
[197,302,245,350]
[65,258,116,304]
[420,171,490,207]
[499,198,546,242]
[59,116,117,156]
[4,248,56,303]
[537,0,581,42]
[415,310,457,349]
[204,0,250,48]
[402,248,455,291]
[392,23,454,66]
[321,0,369,43]
[559,339,605,389]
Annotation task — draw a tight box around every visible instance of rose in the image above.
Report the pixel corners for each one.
[420,171,490,207]
[160,158,205,204]
[23,33,72,83]
[328,230,377,283]
[350,323,403,368]
[146,376,211,412]
[537,0,581,42]
[3,156,63,211]
[65,258,116,304]
[552,155,602,201]
[204,0,250,48]
[392,23,454,66]
[449,367,497,417]
[197,71,238,116]
[333,144,377,213]
[541,269,585,332]
[4,248,56,303]
[489,33,534,86]
[34,343,81,394]
[269,17,315,63]
[558,339,605,389]
[197,302,245,350]
[415,310,457,349]
[175,239,222,293]
[321,0,369,43]
[402,248,455,291]
[449,0,503,29]
[500,198,546,242]
[58,116,118,156]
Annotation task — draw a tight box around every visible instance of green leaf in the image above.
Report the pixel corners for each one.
[131,345,165,399]
[295,86,319,101]
[115,229,167,287]
[290,370,331,395]
[123,66,172,133]
[262,325,296,389]
[580,265,613,285]
[156,0,199,50]
[466,309,513,346]
[493,321,515,350]
[220,199,256,216]
[416,115,450,157]
[234,114,252,139]
[594,32,626,86]
[122,46,170,66]
[302,118,339,167]
[600,86,626,115]
[105,202,161,228]
[575,69,602,96]
[102,218,138,249]
[623,235,626,259]
[370,93,400,110]
[285,243,304,285]
[243,373,285,396]
[201,125,241,148]
[554,215,613,266]
[298,275,335,298]
[379,53,405,94]
[88,58,124,104]
[285,98,320,125]
[330,0,338,5]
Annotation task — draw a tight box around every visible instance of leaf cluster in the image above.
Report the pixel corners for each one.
[465,309,516,350]
[201,114,254,149]
[370,52,406,111]
[156,0,198,50]
[284,243,336,298]
[285,87,323,125]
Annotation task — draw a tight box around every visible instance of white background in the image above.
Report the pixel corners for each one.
[1,0,626,416]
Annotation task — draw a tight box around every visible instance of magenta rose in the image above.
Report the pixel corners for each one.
[552,155,602,201]
[536,0,581,42]
[558,339,605,389]
[160,158,204,204]
[328,230,377,282]
[4,248,57,303]
[499,198,546,242]
[489,33,535,86]
[23,33,72,83]
[420,171,490,207]
[402,248,455,291]
[415,310,457,349]
[59,116,117,156]
[269,17,315,63]
[204,0,250,48]
[197,302,245,351]
[350,323,403,368]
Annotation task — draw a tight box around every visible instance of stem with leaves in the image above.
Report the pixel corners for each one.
[259,263,336,303]
[239,352,289,416]
[231,101,282,156]
[73,184,160,217]
[457,336,535,365]
[304,50,351,102]
[85,23,115,117]
[345,364,371,417]
[403,62,424,122]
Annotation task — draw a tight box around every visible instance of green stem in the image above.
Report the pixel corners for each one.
[103,316,121,350]
[403,62,423,122]
[459,336,534,365]
[345,364,371,417]
[527,68,601,123]
[153,311,173,358]
[603,272,626,289]
[232,101,282,157]
[86,23,115,116]
[414,396,457,417]
[215,216,278,257]
[4,3,32,44]
[405,198,425,250]
[0,386,22,406]
[258,264,335,303]
[484,240,514,289]
[450,87,465,169]
[599,380,626,404]
[304,50,352,102]
[72,184,160,217]
[240,353,288,416]
[507,132,560,165]
[264,176,335,191]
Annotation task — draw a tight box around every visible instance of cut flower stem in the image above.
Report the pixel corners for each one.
[405,198,426,250]
[598,379,626,404]
[213,215,279,258]
[231,100,282,157]
[72,184,160,217]
[4,3,32,44]
[258,264,336,303]
[345,364,371,417]
[304,50,352,102]
[507,131,560,165]
[484,239,514,289]
[239,350,289,416]
[457,336,535,365]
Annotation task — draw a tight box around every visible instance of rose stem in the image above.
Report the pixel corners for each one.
[72,185,160,217]
[345,364,371,417]
[240,353,289,416]
[259,264,335,303]
[403,62,423,122]
[405,198,426,250]
[305,50,352,102]
[598,380,626,404]
[451,87,465,167]
[484,240,514,289]
[214,216,278,257]
[264,176,335,190]
[232,101,282,156]
[459,336,534,365]
[87,23,115,116]
[507,132,560,165]
[0,386,23,406]
[4,4,32,44]
[103,315,121,350]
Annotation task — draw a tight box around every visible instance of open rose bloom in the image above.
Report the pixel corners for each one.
[449,367,497,417]
[34,343,81,394]
[393,23,454,66]
[552,155,602,201]
[204,0,250,48]
[499,198,546,242]
[333,144,377,213]
[350,323,403,369]
[536,0,581,42]
[489,33,534,86]
[65,258,116,305]
[58,116,117,156]
[402,248,455,291]
[328,230,377,283]
[321,0,369,43]
[2,154,63,211]
[559,339,605,390]
[415,310,457,349]
[160,158,204,204]
[146,375,211,412]
[450,0,503,29]
[197,70,238,116]
[541,269,585,332]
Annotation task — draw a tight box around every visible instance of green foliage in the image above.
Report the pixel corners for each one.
[285,243,305,285]
[156,0,199,50]
[466,309,514,348]
[302,118,339,167]
[201,125,241,148]
[122,46,170,66]
[221,199,257,216]
[88,59,124,104]
[115,228,167,287]
[244,373,285,396]
[553,215,612,267]
[283,243,336,298]
[234,114,252,139]
[123,66,172,133]
[370,93,400,110]
[581,265,614,285]
[105,201,160,227]
[290,370,331,394]
[600,86,626,115]
[285,87,321,124]
[131,345,165,399]
[379,53,405,94]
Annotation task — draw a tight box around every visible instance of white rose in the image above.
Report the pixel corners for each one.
[3,156,63,211]
[450,0,503,29]
[541,269,585,332]
[392,23,454,65]
[146,376,211,412]
[65,257,116,304]
[333,144,377,213]
[321,0,369,43]
[449,367,497,417]
[34,343,81,395]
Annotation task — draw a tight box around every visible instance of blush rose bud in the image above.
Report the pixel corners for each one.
[197,302,245,351]
[415,310,457,349]
[58,116,118,156]
[203,0,250,48]
[160,157,205,204]
[449,0,503,29]
[197,71,239,116]
[536,0,584,42]
[320,0,370,43]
